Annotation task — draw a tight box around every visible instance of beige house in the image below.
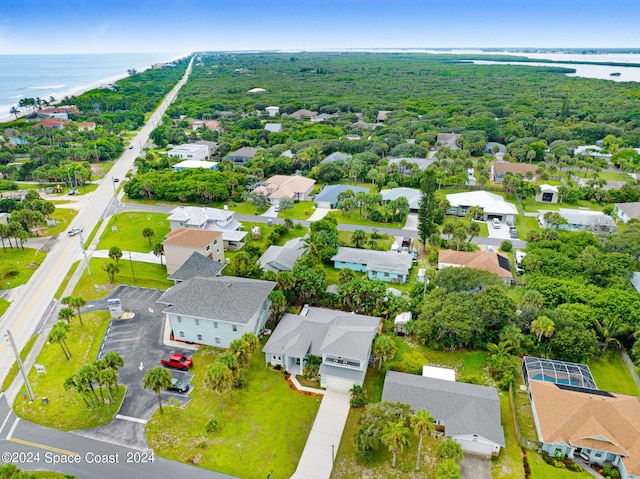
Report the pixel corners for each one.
[163,228,223,275]
[491,163,538,184]
[251,175,315,205]
[438,249,513,283]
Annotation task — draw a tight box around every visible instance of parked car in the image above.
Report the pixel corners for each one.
[68,189,79,195]
[509,227,518,239]
[491,218,502,229]
[113,177,120,183]
[160,353,193,370]
[401,237,412,249]
[67,226,83,237]
[274,205,280,212]
[128,144,134,149]
[167,378,190,393]
[412,249,419,260]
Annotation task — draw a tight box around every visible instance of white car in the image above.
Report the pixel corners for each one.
[491,218,502,229]
[67,226,83,237]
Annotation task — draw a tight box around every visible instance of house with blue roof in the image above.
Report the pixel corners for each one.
[331,247,413,283]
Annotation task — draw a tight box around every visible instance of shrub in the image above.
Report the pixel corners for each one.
[205,417,219,433]
[565,461,583,472]
[350,385,369,408]
[500,240,513,252]
[233,376,247,389]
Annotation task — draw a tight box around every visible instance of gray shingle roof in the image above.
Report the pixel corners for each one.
[314,185,370,204]
[616,202,640,220]
[331,247,413,275]
[168,252,225,282]
[320,152,352,165]
[158,276,275,324]
[382,371,505,447]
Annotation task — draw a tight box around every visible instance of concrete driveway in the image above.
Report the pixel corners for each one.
[262,205,279,217]
[461,453,492,479]
[74,286,195,449]
[308,207,331,221]
[487,222,512,240]
[404,212,418,231]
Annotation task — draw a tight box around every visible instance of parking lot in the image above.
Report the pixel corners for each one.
[76,286,197,449]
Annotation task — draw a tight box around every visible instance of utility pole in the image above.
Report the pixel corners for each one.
[77,229,91,276]
[66,166,73,188]
[128,251,136,281]
[6,330,34,401]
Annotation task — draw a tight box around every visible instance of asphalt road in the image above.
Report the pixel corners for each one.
[0,56,195,384]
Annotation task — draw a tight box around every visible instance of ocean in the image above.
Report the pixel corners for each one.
[0,52,186,120]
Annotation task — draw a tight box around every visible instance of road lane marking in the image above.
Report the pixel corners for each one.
[0,411,12,437]
[8,437,80,456]
[115,414,147,424]
[6,418,19,440]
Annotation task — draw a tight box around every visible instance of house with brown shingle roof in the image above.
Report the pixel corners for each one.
[529,379,640,478]
[76,121,96,132]
[491,162,538,184]
[438,250,513,283]
[250,175,315,205]
[163,228,224,275]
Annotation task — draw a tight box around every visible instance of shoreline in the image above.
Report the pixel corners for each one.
[0,52,190,123]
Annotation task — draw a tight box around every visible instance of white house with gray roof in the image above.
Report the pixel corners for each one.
[262,306,380,390]
[332,247,413,283]
[538,208,616,233]
[168,206,247,250]
[382,371,505,457]
[615,202,640,223]
[157,277,275,348]
[258,237,305,273]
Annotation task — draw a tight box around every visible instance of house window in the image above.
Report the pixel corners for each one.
[384,272,389,277]
[195,319,200,326]
[206,245,211,251]
[594,452,602,458]
[176,316,182,323]
[179,330,185,338]
[232,325,238,332]
[215,337,221,344]
[197,334,203,341]
[371,271,377,275]
[214,322,218,328]
[214,239,218,245]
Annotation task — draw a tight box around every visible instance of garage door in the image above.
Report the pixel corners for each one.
[487,214,503,221]
[456,438,494,457]
[324,376,356,391]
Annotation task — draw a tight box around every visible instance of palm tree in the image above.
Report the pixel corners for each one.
[9,106,20,119]
[229,338,250,368]
[147,242,164,267]
[108,246,122,264]
[49,321,72,360]
[76,364,100,404]
[102,351,124,374]
[381,420,411,468]
[276,271,297,292]
[351,229,367,248]
[593,317,629,350]
[442,222,455,241]
[58,307,75,324]
[466,222,481,244]
[207,362,233,411]
[143,366,173,414]
[98,367,117,401]
[268,290,287,325]
[67,296,86,326]
[531,315,555,344]
[411,410,435,471]
[64,374,92,408]
[218,352,240,380]
[373,334,397,371]
[103,261,119,282]
[142,227,155,246]
[241,332,260,355]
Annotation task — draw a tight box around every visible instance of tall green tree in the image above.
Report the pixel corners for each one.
[153,242,165,267]
[58,307,75,324]
[351,229,367,248]
[64,296,86,326]
[411,409,435,471]
[143,366,173,414]
[373,334,397,371]
[207,362,234,411]
[417,170,439,251]
[142,227,155,245]
[49,321,72,360]
[108,246,122,264]
[381,420,411,468]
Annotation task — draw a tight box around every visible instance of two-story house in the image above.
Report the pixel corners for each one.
[163,228,223,275]
[167,206,247,250]
[262,306,380,391]
[157,276,276,348]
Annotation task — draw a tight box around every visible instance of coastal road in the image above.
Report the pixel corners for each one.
[0,56,195,384]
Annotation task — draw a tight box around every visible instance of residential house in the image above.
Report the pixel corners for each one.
[485,142,507,155]
[382,370,505,457]
[315,185,369,209]
[190,120,224,132]
[168,206,247,250]
[157,277,275,348]
[438,249,513,283]
[437,132,461,149]
[250,175,316,205]
[446,190,518,224]
[523,357,640,479]
[34,118,68,130]
[193,140,218,156]
[264,123,283,133]
[75,121,96,132]
[40,106,80,116]
[332,247,413,283]
[226,146,258,165]
[615,202,640,223]
[538,208,616,233]
[265,106,280,117]
[380,187,421,210]
[172,160,218,172]
[0,213,9,226]
[288,109,318,120]
[167,144,209,161]
[312,113,339,123]
[491,163,538,184]
[320,152,352,165]
[573,145,611,160]
[535,184,559,204]
[377,110,392,124]
[247,87,266,93]
[163,228,223,275]
[8,136,28,148]
[387,157,437,175]
[167,251,226,283]
[262,306,380,390]
[351,120,376,130]
[258,237,305,273]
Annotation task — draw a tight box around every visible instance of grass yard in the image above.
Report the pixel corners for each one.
[573,170,629,182]
[443,216,490,237]
[0,247,46,290]
[278,201,314,220]
[514,214,541,238]
[1,334,38,391]
[520,197,606,214]
[83,219,103,250]
[327,211,404,229]
[225,222,308,261]
[228,201,268,215]
[72,258,172,300]
[527,451,592,479]
[40,207,78,237]
[146,347,321,479]
[588,351,640,396]
[90,161,115,179]
[493,393,525,479]
[55,260,80,299]
[13,311,125,430]
[97,212,170,253]
[0,298,10,317]
[337,230,393,250]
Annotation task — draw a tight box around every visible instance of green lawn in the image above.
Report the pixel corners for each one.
[83,219,103,250]
[520,198,606,213]
[443,216,490,237]
[55,260,80,299]
[97,212,170,253]
[0,298,10,317]
[146,347,321,479]
[40,208,78,237]
[573,170,629,182]
[493,392,525,479]
[588,351,640,396]
[279,201,315,220]
[327,211,404,229]
[228,201,268,215]
[514,214,541,238]
[0,247,46,290]
[224,221,308,262]
[337,230,393,250]
[91,161,115,179]
[72,258,173,300]
[527,451,591,479]
[13,311,125,430]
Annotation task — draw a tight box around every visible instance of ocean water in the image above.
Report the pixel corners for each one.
[0,52,185,120]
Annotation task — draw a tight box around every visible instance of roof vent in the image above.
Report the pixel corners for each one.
[227,283,232,287]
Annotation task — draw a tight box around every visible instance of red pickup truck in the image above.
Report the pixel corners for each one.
[160,353,193,370]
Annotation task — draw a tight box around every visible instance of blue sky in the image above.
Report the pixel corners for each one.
[2,0,640,54]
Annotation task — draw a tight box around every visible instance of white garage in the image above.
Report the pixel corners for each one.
[455,435,502,457]
[320,363,366,391]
